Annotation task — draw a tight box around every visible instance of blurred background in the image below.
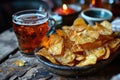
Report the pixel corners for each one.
[0,0,120,33]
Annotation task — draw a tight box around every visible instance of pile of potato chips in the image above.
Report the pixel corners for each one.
[36,18,120,67]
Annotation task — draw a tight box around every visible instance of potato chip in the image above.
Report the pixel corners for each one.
[68,30,79,39]
[98,35,114,44]
[37,48,59,65]
[75,54,85,61]
[62,26,71,30]
[82,25,99,39]
[101,45,110,60]
[71,34,96,45]
[100,21,112,30]
[63,29,80,38]
[76,54,97,67]
[94,23,112,35]
[71,25,85,32]
[54,49,75,65]
[56,29,67,37]
[64,37,74,49]
[71,44,83,52]
[73,18,87,27]
[72,18,87,31]
[82,40,102,49]
[94,47,106,59]
[48,34,64,55]
[63,61,75,66]
[108,38,120,49]
[111,44,120,53]
[41,36,50,48]
[86,47,106,59]
[49,34,62,45]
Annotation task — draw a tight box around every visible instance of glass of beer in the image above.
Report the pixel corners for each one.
[12,10,55,55]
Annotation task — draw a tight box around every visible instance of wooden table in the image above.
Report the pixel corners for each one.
[0,28,120,80]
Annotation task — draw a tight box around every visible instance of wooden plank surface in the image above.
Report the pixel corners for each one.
[0,51,120,80]
[0,29,18,62]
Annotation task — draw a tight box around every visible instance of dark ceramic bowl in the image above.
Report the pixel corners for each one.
[35,48,120,77]
[53,4,81,26]
[81,8,113,25]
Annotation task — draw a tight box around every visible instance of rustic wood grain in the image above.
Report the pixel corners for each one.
[0,51,38,80]
[0,50,120,80]
[0,29,18,61]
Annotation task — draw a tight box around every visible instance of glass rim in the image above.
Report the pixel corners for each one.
[12,9,48,22]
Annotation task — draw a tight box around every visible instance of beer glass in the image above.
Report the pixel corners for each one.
[12,10,55,55]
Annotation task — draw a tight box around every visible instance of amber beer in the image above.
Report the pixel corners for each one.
[12,10,49,54]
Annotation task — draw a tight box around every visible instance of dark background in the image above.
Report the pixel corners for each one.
[0,0,63,33]
[0,0,83,33]
[0,0,120,33]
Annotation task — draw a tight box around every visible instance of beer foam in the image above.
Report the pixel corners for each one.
[13,13,48,26]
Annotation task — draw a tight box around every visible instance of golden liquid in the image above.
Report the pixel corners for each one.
[13,14,49,53]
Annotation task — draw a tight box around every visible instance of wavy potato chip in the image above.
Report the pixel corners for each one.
[64,62,75,66]
[108,38,120,49]
[93,47,106,59]
[82,40,102,49]
[37,48,59,65]
[71,44,83,52]
[100,45,110,60]
[71,34,96,44]
[41,36,50,48]
[98,35,114,44]
[94,23,112,35]
[76,54,97,67]
[54,49,75,66]
[48,34,64,55]
[73,18,87,27]
[111,44,120,53]
[75,54,85,61]
[71,25,85,32]
[85,47,106,59]
[62,26,71,30]
[100,21,112,30]
[82,25,100,39]
[68,30,82,42]
[56,29,67,37]
[64,37,74,49]
[71,18,87,31]
[72,18,87,31]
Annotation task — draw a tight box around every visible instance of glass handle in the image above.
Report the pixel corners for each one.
[46,18,56,36]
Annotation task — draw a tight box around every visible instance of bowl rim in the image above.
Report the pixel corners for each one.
[34,48,92,70]
[35,54,93,70]
[35,47,120,70]
[81,8,113,21]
